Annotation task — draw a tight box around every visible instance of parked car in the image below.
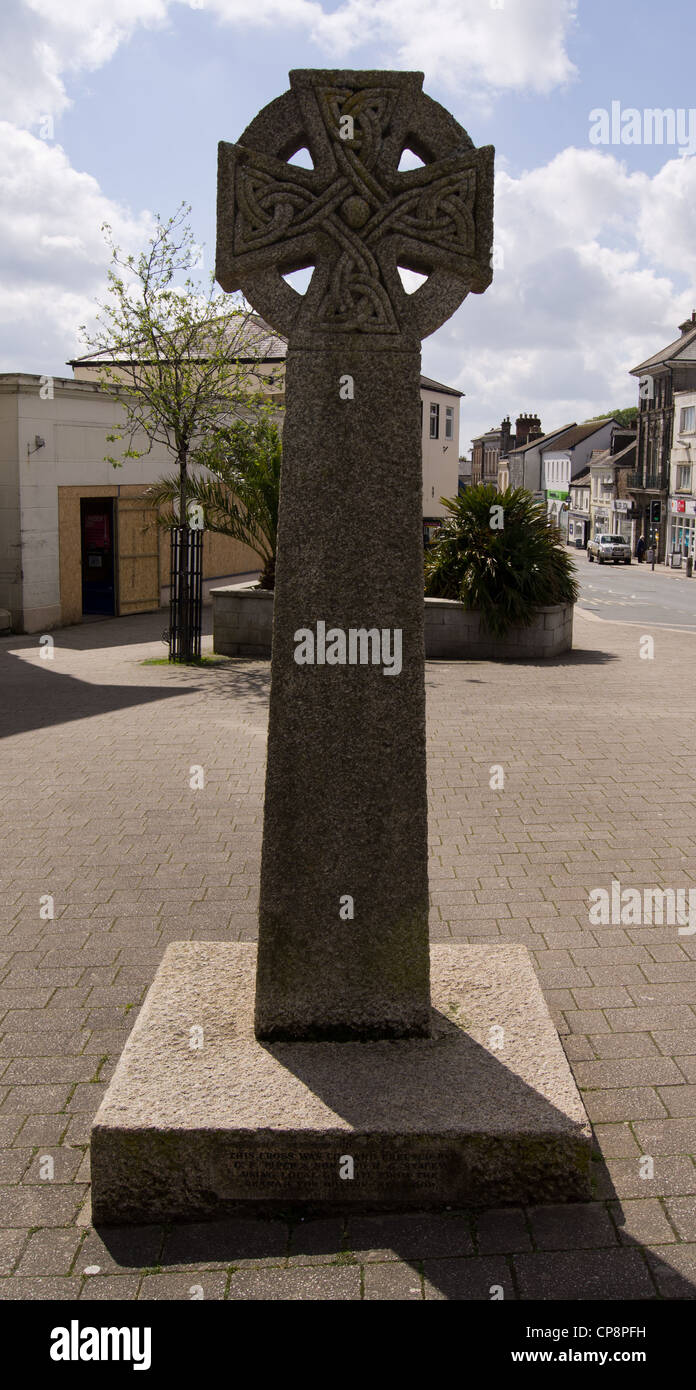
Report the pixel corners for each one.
[587,533,631,565]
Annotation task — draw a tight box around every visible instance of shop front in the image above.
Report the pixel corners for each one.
[611,499,636,548]
[568,513,589,547]
[668,496,696,560]
[423,518,444,546]
[593,506,610,537]
[547,489,569,536]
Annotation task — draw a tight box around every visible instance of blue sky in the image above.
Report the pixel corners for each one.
[2,0,696,448]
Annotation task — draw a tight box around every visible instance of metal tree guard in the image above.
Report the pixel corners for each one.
[168,526,203,661]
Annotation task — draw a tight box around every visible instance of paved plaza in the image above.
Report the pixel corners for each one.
[1,606,695,1300]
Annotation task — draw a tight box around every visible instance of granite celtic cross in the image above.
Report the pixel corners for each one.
[217,70,494,1041]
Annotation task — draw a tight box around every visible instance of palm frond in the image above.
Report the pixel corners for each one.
[425,484,579,636]
[146,418,282,586]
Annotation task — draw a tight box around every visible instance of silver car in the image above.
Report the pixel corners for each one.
[587,533,631,565]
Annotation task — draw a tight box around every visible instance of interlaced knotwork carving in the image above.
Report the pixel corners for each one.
[217,70,494,342]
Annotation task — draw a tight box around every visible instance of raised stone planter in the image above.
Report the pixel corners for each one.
[213,584,574,661]
[211,581,273,657]
[424,597,573,661]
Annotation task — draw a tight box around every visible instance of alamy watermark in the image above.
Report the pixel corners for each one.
[293,621,402,676]
[589,879,696,934]
[50,1323,151,1370]
[589,103,696,155]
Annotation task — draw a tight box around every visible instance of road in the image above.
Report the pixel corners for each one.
[571,549,696,631]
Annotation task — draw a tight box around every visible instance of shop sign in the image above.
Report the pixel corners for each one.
[670,497,696,516]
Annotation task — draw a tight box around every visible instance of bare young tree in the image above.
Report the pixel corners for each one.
[79,202,281,658]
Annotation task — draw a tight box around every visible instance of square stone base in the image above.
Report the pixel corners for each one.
[91,943,592,1224]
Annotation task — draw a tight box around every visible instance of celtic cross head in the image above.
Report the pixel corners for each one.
[216,69,494,348]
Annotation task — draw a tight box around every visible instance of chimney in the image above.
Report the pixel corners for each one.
[515,413,541,448]
[500,415,511,455]
[679,311,696,335]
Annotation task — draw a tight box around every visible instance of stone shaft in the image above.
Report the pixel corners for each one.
[254,344,430,1040]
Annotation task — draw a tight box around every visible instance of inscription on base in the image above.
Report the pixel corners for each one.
[220,1146,455,1197]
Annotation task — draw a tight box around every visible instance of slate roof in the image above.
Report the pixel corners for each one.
[630,324,696,375]
[68,314,288,367]
[70,315,462,396]
[588,439,637,470]
[419,375,464,397]
[506,423,575,457]
[541,419,617,454]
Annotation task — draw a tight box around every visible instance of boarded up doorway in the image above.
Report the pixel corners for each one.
[116,497,160,614]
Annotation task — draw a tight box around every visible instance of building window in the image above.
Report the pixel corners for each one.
[430,403,439,439]
[444,406,454,440]
[679,406,696,433]
[677,464,692,492]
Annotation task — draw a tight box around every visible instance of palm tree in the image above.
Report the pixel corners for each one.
[147,417,281,590]
[425,483,579,637]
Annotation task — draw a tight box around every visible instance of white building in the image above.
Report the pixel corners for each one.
[420,375,463,540]
[667,389,696,563]
[506,422,574,497]
[588,436,638,545]
[0,371,265,634]
[542,418,619,533]
[0,352,463,631]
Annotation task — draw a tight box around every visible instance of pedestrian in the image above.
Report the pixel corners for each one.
[636,535,645,563]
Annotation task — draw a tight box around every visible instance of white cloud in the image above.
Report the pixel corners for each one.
[0,123,152,371]
[0,0,579,380]
[0,0,169,126]
[0,0,693,453]
[422,148,696,448]
[637,153,696,279]
[328,0,577,96]
[0,0,578,378]
[209,0,578,97]
[0,0,578,132]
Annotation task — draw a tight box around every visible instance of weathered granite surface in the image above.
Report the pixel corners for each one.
[91,943,592,1224]
[256,345,432,1039]
[215,70,494,1040]
[88,72,591,1233]
[216,69,494,352]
